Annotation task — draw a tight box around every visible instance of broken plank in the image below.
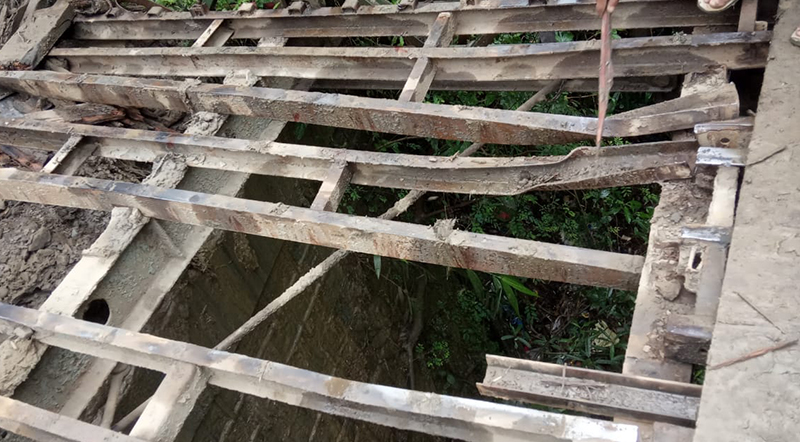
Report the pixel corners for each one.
[0,71,742,145]
[0,395,147,442]
[478,355,701,426]
[0,118,698,195]
[41,135,90,175]
[0,0,75,70]
[69,0,738,40]
[0,303,640,442]
[310,162,352,212]
[0,168,645,289]
[46,32,771,82]
[23,103,125,124]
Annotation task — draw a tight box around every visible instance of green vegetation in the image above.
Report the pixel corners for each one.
[147,1,663,391]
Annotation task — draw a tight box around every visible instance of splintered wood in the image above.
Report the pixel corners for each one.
[0,0,779,441]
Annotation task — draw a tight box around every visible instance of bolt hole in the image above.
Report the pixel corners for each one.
[692,252,703,270]
[82,299,110,324]
[700,348,708,354]
[720,137,731,145]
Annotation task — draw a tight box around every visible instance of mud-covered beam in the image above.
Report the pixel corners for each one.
[0,71,740,145]
[0,0,74,70]
[0,395,147,442]
[0,118,697,195]
[0,303,639,442]
[69,0,737,40]
[478,355,702,427]
[47,32,770,82]
[0,168,644,289]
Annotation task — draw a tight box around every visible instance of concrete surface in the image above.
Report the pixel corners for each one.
[693,0,800,440]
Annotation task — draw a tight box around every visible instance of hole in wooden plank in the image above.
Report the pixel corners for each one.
[692,252,703,270]
[82,299,111,324]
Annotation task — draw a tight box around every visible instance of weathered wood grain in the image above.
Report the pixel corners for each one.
[48,32,770,82]
[69,0,737,40]
[0,168,645,289]
[478,355,701,427]
[0,0,74,70]
[0,70,741,145]
[0,118,698,195]
[0,395,147,442]
[0,303,640,442]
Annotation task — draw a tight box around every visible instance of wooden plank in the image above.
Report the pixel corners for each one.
[41,135,90,175]
[0,74,254,398]
[69,0,738,40]
[310,162,352,211]
[0,118,698,195]
[193,19,226,47]
[309,76,679,92]
[737,0,758,31]
[23,103,125,124]
[0,0,74,70]
[46,32,770,82]
[478,355,701,426]
[0,168,645,289]
[0,71,742,145]
[0,303,639,442]
[0,395,147,442]
[128,364,209,442]
[398,12,454,102]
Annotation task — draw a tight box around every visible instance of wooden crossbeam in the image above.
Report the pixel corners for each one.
[0,395,146,442]
[47,32,770,82]
[0,70,740,145]
[41,135,89,175]
[0,118,698,195]
[478,355,702,427]
[0,168,644,289]
[69,0,737,40]
[192,19,233,47]
[0,303,639,442]
[398,12,454,102]
[310,162,352,211]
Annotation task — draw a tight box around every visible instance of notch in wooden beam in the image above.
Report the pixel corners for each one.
[310,161,352,212]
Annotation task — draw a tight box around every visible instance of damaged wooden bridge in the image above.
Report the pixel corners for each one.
[0,0,797,441]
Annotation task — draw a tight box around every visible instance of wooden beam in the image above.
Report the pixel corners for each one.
[192,19,233,47]
[0,168,644,289]
[0,303,639,442]
[69,0,738,40]
[303,76,680,93]
[41,135,91,175]
[0,395,147,442]
[47,32,770,82]
[23,103,125,125]
[0,118,698,195]
[128,364,209,442]
[0,0,74,70]
[398,12,454,102]
[478,355,701,427]
[310,162,352,211]
[0,70,742,145]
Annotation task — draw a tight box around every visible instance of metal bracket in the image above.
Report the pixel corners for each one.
[681,225,732,245]
[696,147,746,167]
